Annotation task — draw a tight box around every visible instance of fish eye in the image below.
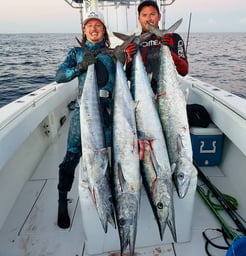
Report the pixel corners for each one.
[119,218,126,226]
[177,172,184,180]
[157,202,163,209]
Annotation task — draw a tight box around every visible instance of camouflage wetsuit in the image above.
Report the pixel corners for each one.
[55,40,116,192]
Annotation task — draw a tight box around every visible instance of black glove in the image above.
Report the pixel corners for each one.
[78,52,96,72]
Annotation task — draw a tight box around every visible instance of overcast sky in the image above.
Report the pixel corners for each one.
[0,0,245,33]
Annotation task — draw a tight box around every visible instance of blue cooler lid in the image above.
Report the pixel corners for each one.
[226,236,246,256]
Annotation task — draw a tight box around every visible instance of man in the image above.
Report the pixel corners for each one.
[126,0,188,94]
[55,10,115,229]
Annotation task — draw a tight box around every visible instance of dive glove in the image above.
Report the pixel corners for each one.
[78,52,96,72]
[114,47,126,64]
[161,34,174,48]
[125,43,138,58]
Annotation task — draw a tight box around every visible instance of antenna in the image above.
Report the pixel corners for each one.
[186,12,192,54]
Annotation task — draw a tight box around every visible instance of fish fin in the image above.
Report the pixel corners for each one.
[113,31,129,41]
[108,212,116,229]
[164,18,183,34]
[171,163,176,174]
[118,163,126,192]
[91,186,97,205]
[148,139,160,177]
[113,32,136,50]
[167,196,177,242]
[147,18,183,38]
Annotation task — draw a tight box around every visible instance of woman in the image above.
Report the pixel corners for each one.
[55,10,116,229]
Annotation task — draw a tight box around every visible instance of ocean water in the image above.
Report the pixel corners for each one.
[0,32,245,108]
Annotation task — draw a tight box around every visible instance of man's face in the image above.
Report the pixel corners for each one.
[138,6,161,32]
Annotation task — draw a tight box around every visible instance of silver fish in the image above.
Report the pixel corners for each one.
[113,18,182,45]
[79,64,115,233]
[112,61,141,256]
[157,45,197,198]
[131,51,176,241]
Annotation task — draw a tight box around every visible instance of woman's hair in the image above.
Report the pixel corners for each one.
[81,24,110,47]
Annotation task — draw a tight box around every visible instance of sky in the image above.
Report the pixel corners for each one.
[0,0,245,33]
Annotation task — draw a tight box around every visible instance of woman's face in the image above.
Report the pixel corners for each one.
[83,19,105,43]
[138,6,161,32]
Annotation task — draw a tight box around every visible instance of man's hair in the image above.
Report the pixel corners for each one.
[138,1,160,15]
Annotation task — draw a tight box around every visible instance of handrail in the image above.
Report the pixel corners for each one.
[0,83,58,131]
[190,81,246,121]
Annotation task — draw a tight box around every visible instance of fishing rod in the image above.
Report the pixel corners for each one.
[197,185,237,240]
[186,12,192,54]
[194,162,246,236]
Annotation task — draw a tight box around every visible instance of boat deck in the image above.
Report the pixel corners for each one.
[0,118,244,256]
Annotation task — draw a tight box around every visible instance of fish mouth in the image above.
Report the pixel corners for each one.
[116,193,139,255]
[174,172,191,198]
[118,217,137,256]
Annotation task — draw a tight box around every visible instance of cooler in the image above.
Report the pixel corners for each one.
[190,124,223,166]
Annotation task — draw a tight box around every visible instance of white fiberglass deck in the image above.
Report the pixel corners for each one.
[0,117,242,256]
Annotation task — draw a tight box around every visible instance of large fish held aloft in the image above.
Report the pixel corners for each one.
[157,45,197,198]
[79,64,115,233]
[112,61,141,256]
[131,51,176,242]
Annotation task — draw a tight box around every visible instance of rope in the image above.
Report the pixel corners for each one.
[202,228,230,256]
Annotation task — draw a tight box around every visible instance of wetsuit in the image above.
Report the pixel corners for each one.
[55,40,116,193]
[126,33,188,94]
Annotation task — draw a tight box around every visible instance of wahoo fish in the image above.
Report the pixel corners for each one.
[112,61,141,256]
[131,51,176,241]
[79,64,115,233]
[156,44,197,198]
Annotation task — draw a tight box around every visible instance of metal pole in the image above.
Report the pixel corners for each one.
[186,12,192,54]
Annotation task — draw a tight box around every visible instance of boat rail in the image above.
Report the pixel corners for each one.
[0,80,78,171]
[185,76,246,121]
[182,75,246,157]
[0,83,58,131]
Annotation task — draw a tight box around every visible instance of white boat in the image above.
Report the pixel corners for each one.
[1,1,246,255]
